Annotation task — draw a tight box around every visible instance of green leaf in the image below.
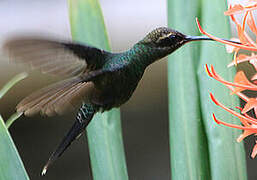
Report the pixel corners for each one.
[68,0,128,179]
[0,115,29,180]
[198,1,247,180]
[0,73,29,179]
[167,0,211,179]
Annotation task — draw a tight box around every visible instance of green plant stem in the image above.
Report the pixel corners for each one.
[6,112,23,129]
[198,0,247,180]
[68,0,128,179]
[167,0,211,179]
[0,72,27,99]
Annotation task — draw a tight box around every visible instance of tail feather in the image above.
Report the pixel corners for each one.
[41,104,96,176]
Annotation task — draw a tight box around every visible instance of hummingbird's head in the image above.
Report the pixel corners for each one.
[138,27,213,58]
[139,27,187,52]
[135,27,239,66]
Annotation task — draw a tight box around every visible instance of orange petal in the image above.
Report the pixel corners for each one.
[230,14,255,46]
[247,11,257,36]
[196,18,257,52]
[242,11,249,32]
[206,65,257,92]
[225,2,257,13]
[225,3,257,16]
[234,71,252,85]
[239,113,254,127]
[212,113,257,130]
[226,43,238,54]
[232,71,253,93]
[233,49,239,66]
[238,54,252,60]
[233,13,256,46]
[224,4,244,16]
[227,54,251,67]
[245,2,257,9]
[251,141,257,158]
[237,24,247,43]
[241,98,257,113]
[249,56,257,71]
[251,73,257,81]
[237,130,255,142]
[210,93,257,125]
[252,80,257,85]
[210,93,255,124]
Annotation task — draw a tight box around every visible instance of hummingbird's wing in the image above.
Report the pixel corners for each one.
[17,63,126,117]
[3,37,109,116]
[16,76,96,116]
[2,37,109,77]
[2,37,117,116]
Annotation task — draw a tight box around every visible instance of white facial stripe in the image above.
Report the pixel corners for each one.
[158,32,174,41]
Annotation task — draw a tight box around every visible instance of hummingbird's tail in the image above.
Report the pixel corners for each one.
[41,103,96,176]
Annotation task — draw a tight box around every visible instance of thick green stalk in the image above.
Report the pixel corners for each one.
[167,0,210,179]
[198,0,247,180]
[68,0,128,180]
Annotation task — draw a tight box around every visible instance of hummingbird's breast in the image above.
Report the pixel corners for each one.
[91,55,145,111]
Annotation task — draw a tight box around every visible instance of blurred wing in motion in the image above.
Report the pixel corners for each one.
[16,76,96,117]
[2,37,111,116]
[2,37,109,77]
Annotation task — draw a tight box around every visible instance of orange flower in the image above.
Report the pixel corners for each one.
[224,2,257,16]
[196,18,257,52]
[196,1,257,64]
[206,63,257,158]
[227,53,257,80]
[210,94,257,158]
[200,0,257,158]
[227,53,257,67]
[205,65,257,93]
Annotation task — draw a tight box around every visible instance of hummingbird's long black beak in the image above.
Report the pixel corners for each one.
[185,35,213,42]
[184,35,241,44]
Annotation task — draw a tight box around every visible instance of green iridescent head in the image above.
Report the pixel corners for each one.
[139,27,186,49]
[134,27,215,65]
[139,27,214,50]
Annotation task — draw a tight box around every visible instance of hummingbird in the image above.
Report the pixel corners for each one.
[2,27,238,175]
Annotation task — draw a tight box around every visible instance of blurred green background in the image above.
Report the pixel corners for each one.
[0,0,256,179]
